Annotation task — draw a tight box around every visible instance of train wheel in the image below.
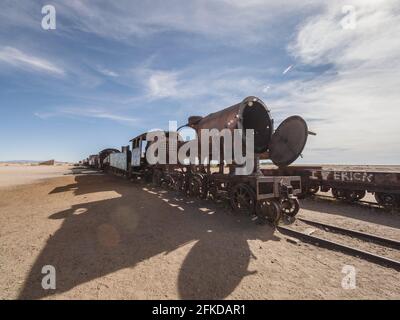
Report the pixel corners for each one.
[199,176,209,199]
[174,174,186,193]
[375,192,398,208]
[144,169,153,183]
[188,175,203,198]
[229,183,256,216]
[332,188,346,200]
[307,183,319,195]
[281,198,300,217]
[161,174,174,189]
[345,190,366,202]
[256,200,281,225]
[152,169,163,186]
[321,186,330,192]
[208,182,219,201]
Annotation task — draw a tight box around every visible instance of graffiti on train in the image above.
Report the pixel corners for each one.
[312,171,374,183]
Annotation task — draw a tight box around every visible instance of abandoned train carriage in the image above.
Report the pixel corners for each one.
[277,166,400,209]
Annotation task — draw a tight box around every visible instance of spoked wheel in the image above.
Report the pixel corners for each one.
[229,183,256,216]
[280,198,300,217]
[152,169,163,186]
[174,174,186,193]
[307,183,320,195]
[375,192,399,209]
[199,176,209,199]
[188,175,204,198]
[256,200,281,225]
[332,188,347,200]
[144,169,153,183]
[207,182,219,201]
[161,174,175,189]
[345,190,366,202]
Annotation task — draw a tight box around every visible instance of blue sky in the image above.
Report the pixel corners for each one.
[1,0,399,164]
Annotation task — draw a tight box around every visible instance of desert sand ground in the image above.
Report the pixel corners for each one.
[0,164,399,299]
[0,163,73,188]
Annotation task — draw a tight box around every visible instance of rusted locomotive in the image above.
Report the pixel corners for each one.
[85,96,312,224]
[87,148,120,170]
[87,154,99,168]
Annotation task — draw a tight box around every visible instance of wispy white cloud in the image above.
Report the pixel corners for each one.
[147,71,179,99]
[54,0,323,44]
[274,0,400,164]
[131,65,272,107]
[97,67,118,77]
[33,111,57,119]
[35,107,137,125]
[0,47,65,76]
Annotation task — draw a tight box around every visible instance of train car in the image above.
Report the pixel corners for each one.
[129,131,181,182]
[88,154,99,168]
[277,166,400,209]
[97,148,120,170]
[106,146,131,176]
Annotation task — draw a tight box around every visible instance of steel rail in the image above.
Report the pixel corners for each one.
[277,225,400,271]
[298,217,400,249]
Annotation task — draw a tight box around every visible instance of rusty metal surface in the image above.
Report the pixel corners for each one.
[109,147,129,171]
[88,155,98,167]
[308,170,400,188]
[188,96,273,153]
[269,116,308,167]
[98,148,120,168]
[275,166,400,188]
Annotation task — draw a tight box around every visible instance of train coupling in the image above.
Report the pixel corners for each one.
[279,180,296,200]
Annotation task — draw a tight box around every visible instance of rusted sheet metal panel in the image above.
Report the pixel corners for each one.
[374,173,400,185]
[309,170,400,187]
[88,155,98,166]
[98,148,120,167]
[132,147,141,167]
[110,152,128,171]
[103,155,110,165]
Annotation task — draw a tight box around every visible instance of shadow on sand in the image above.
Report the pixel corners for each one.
[19,169,280,299]
[300,197,400,230]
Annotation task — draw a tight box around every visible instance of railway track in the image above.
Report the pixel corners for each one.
[277,218,400,271]
[311,193,396,211]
